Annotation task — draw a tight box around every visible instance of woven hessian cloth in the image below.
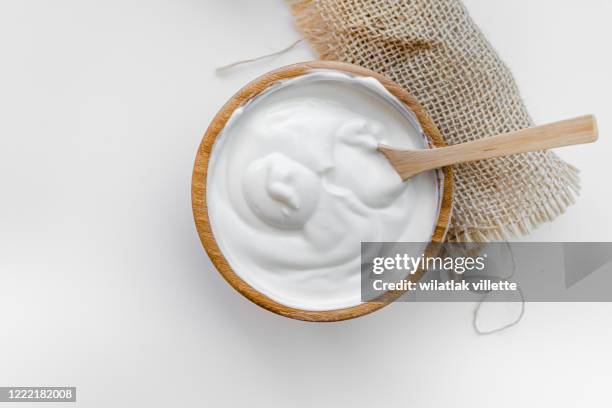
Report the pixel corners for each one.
[286,0,579,242]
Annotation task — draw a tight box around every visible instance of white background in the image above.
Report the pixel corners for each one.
[0,0,611,407]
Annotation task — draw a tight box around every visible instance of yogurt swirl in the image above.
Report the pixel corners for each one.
[206,71,440,311]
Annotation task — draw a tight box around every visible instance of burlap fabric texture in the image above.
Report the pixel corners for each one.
[286,0,580,242]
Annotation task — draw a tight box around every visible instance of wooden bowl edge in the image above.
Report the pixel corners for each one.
[191,61,454,322]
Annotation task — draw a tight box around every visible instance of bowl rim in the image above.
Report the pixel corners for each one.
[191,61,453,322]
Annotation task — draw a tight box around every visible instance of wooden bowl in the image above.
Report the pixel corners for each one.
[192,61,453,322]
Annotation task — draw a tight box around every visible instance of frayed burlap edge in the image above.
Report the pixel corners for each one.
[285,0,580,242]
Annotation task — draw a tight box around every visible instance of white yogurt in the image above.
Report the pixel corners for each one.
[206,71,440,311]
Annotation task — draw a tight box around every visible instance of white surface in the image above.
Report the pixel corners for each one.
[0,0,610,407]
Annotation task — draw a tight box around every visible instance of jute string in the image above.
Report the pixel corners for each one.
[216,39,303,72]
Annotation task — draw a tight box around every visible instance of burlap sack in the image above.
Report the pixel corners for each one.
[286,0,579,241]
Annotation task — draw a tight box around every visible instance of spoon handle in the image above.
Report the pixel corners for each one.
[382,115,598,180]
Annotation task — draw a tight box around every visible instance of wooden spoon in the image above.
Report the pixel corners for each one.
[380,115,598,180]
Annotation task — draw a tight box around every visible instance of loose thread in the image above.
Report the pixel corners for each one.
[473,241,526,335]
[215,39,304,73]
